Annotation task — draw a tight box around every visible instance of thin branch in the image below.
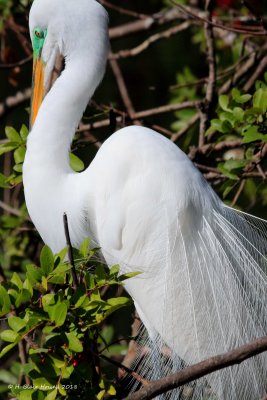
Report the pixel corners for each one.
[171,114,200,143]
[100,354,149,387]
[0,87,31,118]
[134,100,200,119]
[111,22,190,59]
[0,200,31,221]
[199,0,216,147]
[231,179,245,206]
[78,101,200,132]
[109,53,137,121]
[0,55,32,69]
[99,0,147,20]
[108,8,185,39]
[63,213,79,290]
[125,335,267,400]
[188,139,242,159]
[243,55,267,92]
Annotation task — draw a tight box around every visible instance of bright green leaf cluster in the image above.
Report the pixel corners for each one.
[0,239,137,399]
[207,81,267,144]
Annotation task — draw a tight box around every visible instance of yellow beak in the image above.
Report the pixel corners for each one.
[31,56,45,128]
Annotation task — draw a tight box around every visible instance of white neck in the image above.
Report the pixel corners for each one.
[25,54,105,173]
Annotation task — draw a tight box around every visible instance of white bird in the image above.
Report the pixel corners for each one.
[23,0,267,398]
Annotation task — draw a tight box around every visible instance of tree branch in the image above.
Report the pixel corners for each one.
[199,0,216,147]
[63,213,79,290]
[125,335,267,400]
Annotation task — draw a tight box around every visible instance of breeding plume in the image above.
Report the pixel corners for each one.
[24,0,267,398]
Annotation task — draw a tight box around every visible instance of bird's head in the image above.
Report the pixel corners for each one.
[29,0,109,127]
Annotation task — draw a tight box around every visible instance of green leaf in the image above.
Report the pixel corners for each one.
[14,146,26,164]
[0,329,19,343]
[253,88,267,113]
[236,94,252,104]
[79,237,90,258]
[32,378,55,391]
[8,316,26,333]
[5,126,21,143]
[242,125,266,143]
[18,389,35,400]
[66,332,83,352]
[56,246,68,262]
[223,159,247,171]
[108,385,116,395]
[26,265,43,285]
[0,369,17,384]
[232,107,244,122]
[13,163,23,173]
[104,297,132,318]
[15,289,32,308]
[232,88,251,104]
[220,111,235,126]
[20,124,29,142]
[49,302,68,327]
[97,390,105,400]
[218,164,239,180]
[45,389,57,400]
[11,272,23,290]
[95,265,106,283]
[109,264,120,276]
[0,142,18,156]
[218,95,229,111]
[23,279,33,296]
[69,153,84,172]
[42,294,55,310]
[119,271,142,281]
[0,343,18,359]
[40,246,54,276]
[0,173,9,188]
[74,294,90,309]
[231,87,240,99]
[0,285,11,316]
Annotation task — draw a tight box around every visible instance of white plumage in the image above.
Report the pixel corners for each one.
[23,0,267,398]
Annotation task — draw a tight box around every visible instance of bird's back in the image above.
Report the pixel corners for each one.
[82,126,267,399]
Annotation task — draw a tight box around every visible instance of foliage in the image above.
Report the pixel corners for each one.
[207,79,267,181]
[0,239,137,400]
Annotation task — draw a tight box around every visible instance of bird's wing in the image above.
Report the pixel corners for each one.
[84,126,267,399]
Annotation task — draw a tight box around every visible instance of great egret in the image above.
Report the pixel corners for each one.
[23,0,267,398]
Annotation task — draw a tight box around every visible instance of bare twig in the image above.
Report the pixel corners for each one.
[108,8,186,39]
[199,0,216,147]
[126,335,267,400]
[109,53,137,121]
[78,101,200,133]
[0,87,31,118]
[171,114,200,143]
[100,353,149,387]
[243,55,267,92]
[99,0,147,20]
[63,213,79,290]
[111,22,190,59]
[0,55,32,69]
[0,200,30,220]
[231,179,245,206]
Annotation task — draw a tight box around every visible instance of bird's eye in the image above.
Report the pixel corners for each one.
[35,29,44,39]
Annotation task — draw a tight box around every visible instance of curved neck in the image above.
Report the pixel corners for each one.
[26,54,104,172]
